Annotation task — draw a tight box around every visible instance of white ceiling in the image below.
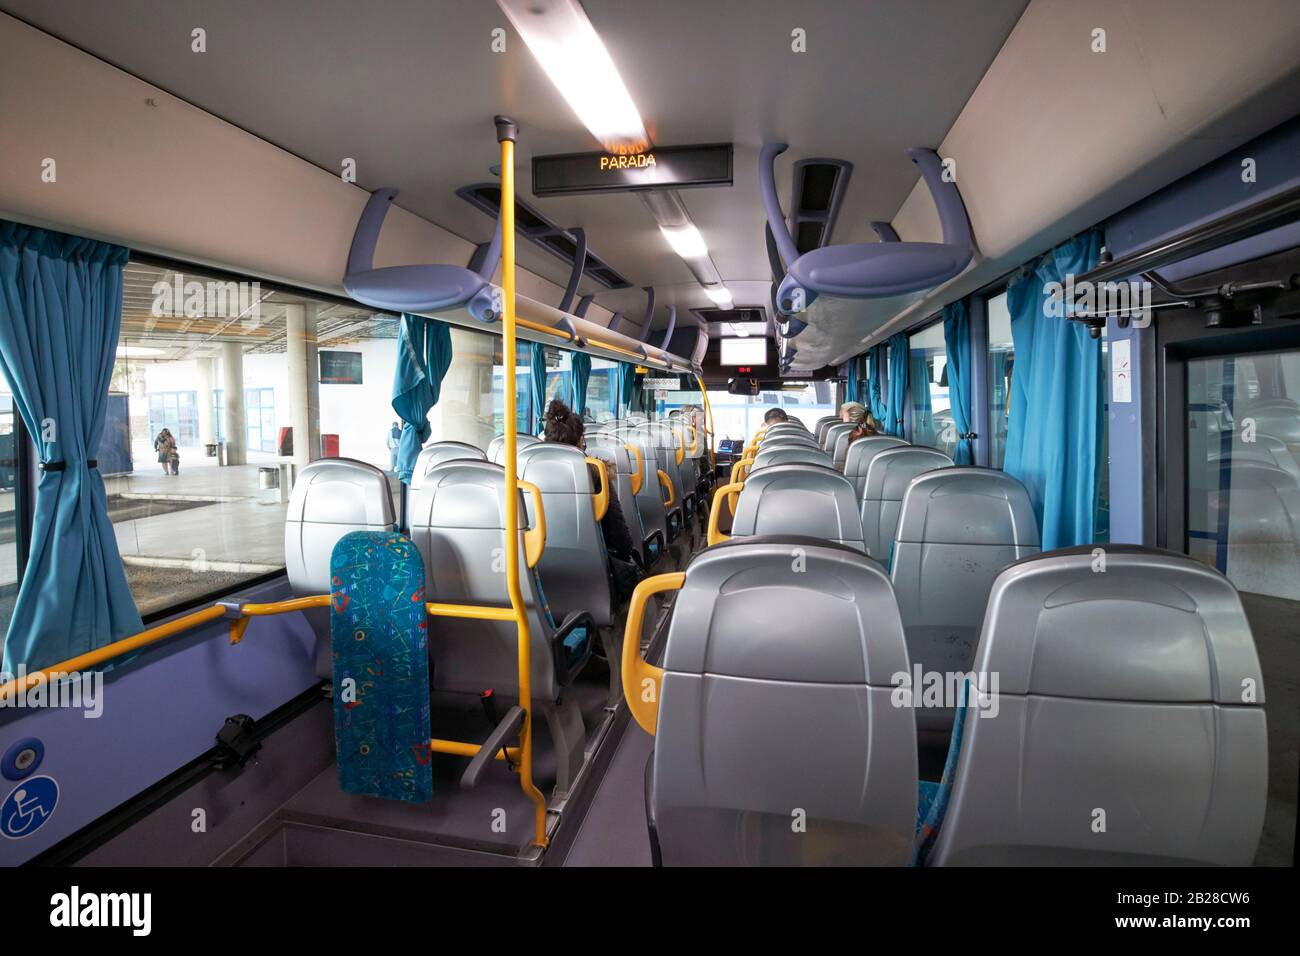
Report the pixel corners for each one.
[0,0,1027,339]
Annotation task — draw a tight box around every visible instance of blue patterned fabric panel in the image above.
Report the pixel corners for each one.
[911,678,973,866]
[331,531,432,803]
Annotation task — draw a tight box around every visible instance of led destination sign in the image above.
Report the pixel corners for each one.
[533,143,733,196]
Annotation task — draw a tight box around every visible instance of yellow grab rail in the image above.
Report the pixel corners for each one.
[707,482,744,546]
[498,118,550,849]
[657,469,675,507]
[670,426,685,465]
[621,572,684,735]
[518,478,546,569]
[624,443,645,495]
[586,456,610,521]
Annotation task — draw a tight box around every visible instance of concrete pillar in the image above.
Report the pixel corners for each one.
[285,303,320,466]
[221,341,247,466]
[196,357,216,446]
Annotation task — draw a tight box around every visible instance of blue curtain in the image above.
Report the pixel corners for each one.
[909,350,933,444]
[529,342,547,434]
[867,344,889,424]
[886,333,909,437]
[617,361,637,414]
[570,351,591,418]
[391,313,453,484]
[0,222,143,673]
[845,355,861,406]
[1003,230,1104,550]
[942,299,974,465]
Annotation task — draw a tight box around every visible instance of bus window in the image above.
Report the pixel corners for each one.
[705,381,836,446]
[907,321,954,457]
[1187,350,1300,601]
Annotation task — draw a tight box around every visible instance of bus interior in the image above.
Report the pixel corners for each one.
[0,0,1297,873]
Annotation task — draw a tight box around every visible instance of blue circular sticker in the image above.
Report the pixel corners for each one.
[1,775,58,839]
[1,738,44,781]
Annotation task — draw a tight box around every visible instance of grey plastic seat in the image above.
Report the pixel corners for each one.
[821,421,855,454]
[751,443,833,471]
[487,433,539,464]
[586,435,657,566]
[408,459,593,796]
[624,434,672,564]
[927,546,1267,866]
[731,463,867,552]
[516,443,613,627]
[860,446,953,559]
[284,458,396,676]
[632,422,686,545]
[410,441,487,489]
[763,422,808,439]
[813,416,839,446]
[760,433,822,450]
[889,467,1038,732]
[844,435,908,498]
[651,535,917,866]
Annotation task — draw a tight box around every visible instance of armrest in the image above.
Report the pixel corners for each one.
[551,609,596,686]
[624,443,645,495]
[460,706,525,790]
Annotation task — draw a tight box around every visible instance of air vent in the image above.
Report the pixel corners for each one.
[789,159,852,256]
[691,307,766,324]
[457,184,632,290]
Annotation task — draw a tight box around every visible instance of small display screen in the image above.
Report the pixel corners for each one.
[719,338,767,366]
[533,144,733,196]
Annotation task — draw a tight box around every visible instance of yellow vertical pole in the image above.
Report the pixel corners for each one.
[496,116,549,849]
[697,374,716,470]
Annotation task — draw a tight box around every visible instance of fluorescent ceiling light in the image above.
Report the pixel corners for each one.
[659,224,708,259]
[116,344,167,358]
[499,0,649,154]
[704,286,733,309]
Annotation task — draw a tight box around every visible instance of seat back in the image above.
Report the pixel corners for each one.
[860,446,953,559]
[844,435,908,498]
[760,433,822,450]
[407,460,560,700]
[633,422,685,537]
[585,435,651,564]
[487,433,539,464]
[285,458,396,592]
[516,443,613,627]
[889,468,1038,726]
[1212,461,1300,600]
[813,415,839,445]
[284,458,396,677]
[763,422,807,439]
[821,421,854,454]
[409,441,487,490]
[930,547,1267,866]
[751,443,833,471]
[653,536,917,865]
[732,463,867,551]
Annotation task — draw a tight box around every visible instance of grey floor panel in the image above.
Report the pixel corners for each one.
[560,721,655,867]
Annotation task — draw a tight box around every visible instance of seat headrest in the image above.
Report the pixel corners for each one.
[821,421,855,451]
[286,458,394,526]
[894,466,1035,546]
[408,459,529,531]
[665,536,908,685]
[844,435,908,479]
[410,441,487,489]
[516,441,593,493]
[487,433,540,464]
[732,463,864,547]
[981,546,1264,704]
[863,446,953,501]
[583,436,632,473]
[752,444,833,470]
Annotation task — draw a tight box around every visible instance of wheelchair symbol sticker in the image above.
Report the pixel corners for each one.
[1,775,58,839]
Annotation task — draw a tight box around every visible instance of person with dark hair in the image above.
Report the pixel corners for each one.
[542,399,642,601]
[763,407,788,425]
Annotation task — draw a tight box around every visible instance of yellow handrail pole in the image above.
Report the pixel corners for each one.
[497,116,549,849]
[0,603,228,702]
[697,374,716,470]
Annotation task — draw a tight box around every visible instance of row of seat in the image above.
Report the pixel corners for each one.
[641,535,1268,865]
[634,414,1268,865]
[284,414,714,798]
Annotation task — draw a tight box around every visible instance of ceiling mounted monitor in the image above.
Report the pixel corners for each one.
[720,337,768,366]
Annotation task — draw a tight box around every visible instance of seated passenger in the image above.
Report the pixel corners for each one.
[840,401,880,444]
[542,399,644,602]
[763,407,788,425]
